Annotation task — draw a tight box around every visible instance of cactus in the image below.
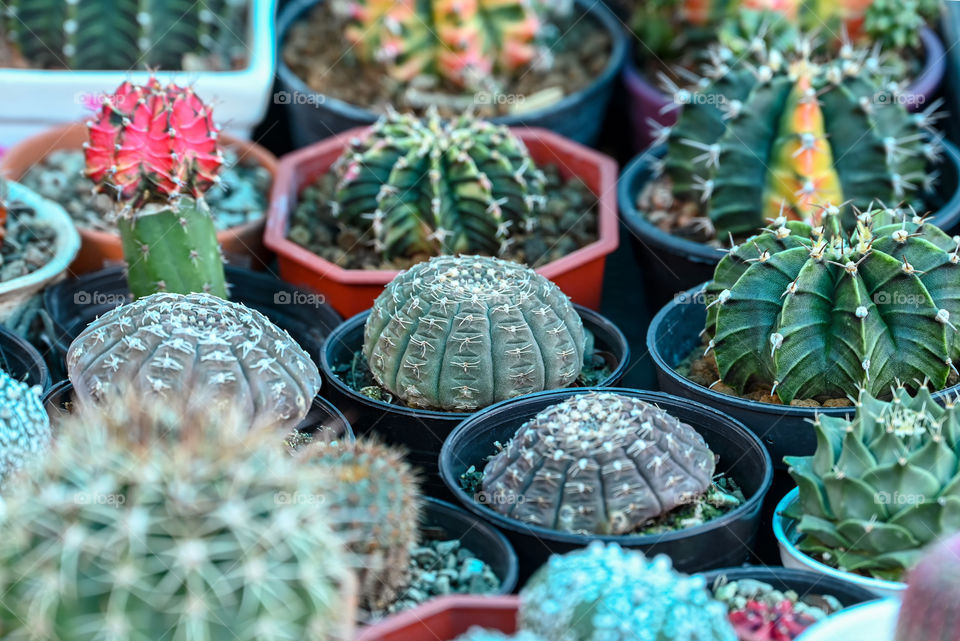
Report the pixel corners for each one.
[657,39,939,237]
[84,78,227,298]
[894,533,960,641]
[703,207,960,403]
[480,392,716,534]
[292,438,422,613]
[864,0,940,52]
[0,368,50,487]
[66,292,322,433]
[519,542,737,641]
[363,255,585,411]
[338,0,545,88]
[711,578,839,641]
[455,631,546,641]
[333,109,546,261]
[0,387,357,641]
[783,386,960,581]
[1,0,246,70]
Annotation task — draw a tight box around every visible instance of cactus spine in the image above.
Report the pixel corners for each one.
[0,368,50,488]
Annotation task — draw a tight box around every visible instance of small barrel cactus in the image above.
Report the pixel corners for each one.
[334,109,546,262]
[704,208,960,402]
[519,542,737,641]
[66,292,322,432]
[481,392,716,534]
[784,386,960,580]
[895,533,960,641]
[364,255,585,411]
[0,368,50,487]
[84,77,227,298]
[292,438,421,613]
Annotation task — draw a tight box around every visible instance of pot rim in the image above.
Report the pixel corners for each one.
[0,323,51,390]
[793,598,898,641]
[355,595,520,641]
[699,564,880,604]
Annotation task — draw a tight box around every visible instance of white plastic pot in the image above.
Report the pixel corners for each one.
[796,599,898,641]
[0,0,276,148]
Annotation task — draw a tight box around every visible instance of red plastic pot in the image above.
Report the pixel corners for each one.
[264,127,619,317]
[356,596,519,641]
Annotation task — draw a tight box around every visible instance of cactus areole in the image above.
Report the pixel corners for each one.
[84,78,227,298]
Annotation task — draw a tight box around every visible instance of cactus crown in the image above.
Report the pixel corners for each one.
[481,392,716,534]
[784,386,960,580]
[0,368,50,487]
[894,533,960,641]
[704,207,960,402]
[363,255,585,411]
[334,108,546,261]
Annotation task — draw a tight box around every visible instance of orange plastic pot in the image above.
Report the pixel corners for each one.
[0,122,278,274]
[356,596,519,641]
[264,127,619,317]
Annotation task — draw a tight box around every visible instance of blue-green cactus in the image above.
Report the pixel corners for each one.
[0,368,49,487]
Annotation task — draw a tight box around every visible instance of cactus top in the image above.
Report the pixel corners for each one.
[66,292,321,432]
[481,392,716,534]
[364,255,585,411]
[0,368,50,487]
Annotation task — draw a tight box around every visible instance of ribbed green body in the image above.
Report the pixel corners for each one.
[0,368,50,488]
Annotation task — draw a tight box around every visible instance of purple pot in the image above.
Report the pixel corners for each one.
[623,26,947,153]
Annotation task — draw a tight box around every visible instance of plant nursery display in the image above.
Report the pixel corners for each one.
[0,366,48,487]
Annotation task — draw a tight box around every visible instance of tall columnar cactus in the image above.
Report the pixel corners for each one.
[292,438,422,613]
[519,543,737,641]
[1,0,246,70]
[364,255,585,411]
[0,388,357,641]
[66,292,322,432]
[784,386,960,581]
[0,368,50,487]
[334,109,546,261]
[895,533,960,641]
[481,392,716,534]
[657,42,939,237]
[338,0,545,88]
[703,208,960,402]
[84,78,227,298]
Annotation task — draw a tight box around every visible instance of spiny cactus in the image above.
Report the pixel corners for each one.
[454,630,546,641]
[334,109,546,262]
[338,0,546,88]
[66,292,322,433]
[84,77,227,298]
[519,543,737,641]
[711,578,839,641]
[0,368,50,487]
[292,438,421,613]
[784,386,960,581]
[656,39,940,237]
[1,0,246,70]
[895,533,960,641]
[703,207,960,403]
[0,388,357,641]
[481,392,716,534]
[864,0,940,52]
[364,255,585,411]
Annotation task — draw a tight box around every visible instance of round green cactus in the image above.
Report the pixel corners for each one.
[334,109,546,262]
[0,367,50,487]
[519,542,737,641]
[704,207,960,403]
[363,255,585,411]
[784,385,960,581]
[481,392,716,534]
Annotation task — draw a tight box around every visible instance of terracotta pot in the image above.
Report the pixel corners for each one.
[0,122,278,274]
[357,596,519,641]
[264,127,619,317]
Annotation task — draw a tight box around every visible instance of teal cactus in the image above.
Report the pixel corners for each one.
[519,542,737,641]
[481,392,716,534]
[454,630,546,641]
[703,207,960,403]
[784,386,960,581]
[334,109,546,261]
[363,255,585,411]
[0,368,50,487]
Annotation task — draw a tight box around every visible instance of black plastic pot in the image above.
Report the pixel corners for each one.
[700,566,879,609]
[42,380,355,441]
[0,323,51,390]
[618,141,960,310]
[439,387,774,583]
[647,286,960,467]
[276,0,627,148]
[320,306,629,498]
[42,265,342,365]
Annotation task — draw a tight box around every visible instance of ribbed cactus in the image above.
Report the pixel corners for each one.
[895,533,960,641]
[84,78,227,298]
[519,543,737,641]
[334,109,546,261]
[292,438,422,613]
[338,0,545,88]
[364,255,585,411]
[657,41,939,237]
[0,368,50,487]
[703,208,960,403]
[66,292,322,433]
[0,388,357,641]
[784,386,960,581]
[481,392,716,534]
[1,0,246,70]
